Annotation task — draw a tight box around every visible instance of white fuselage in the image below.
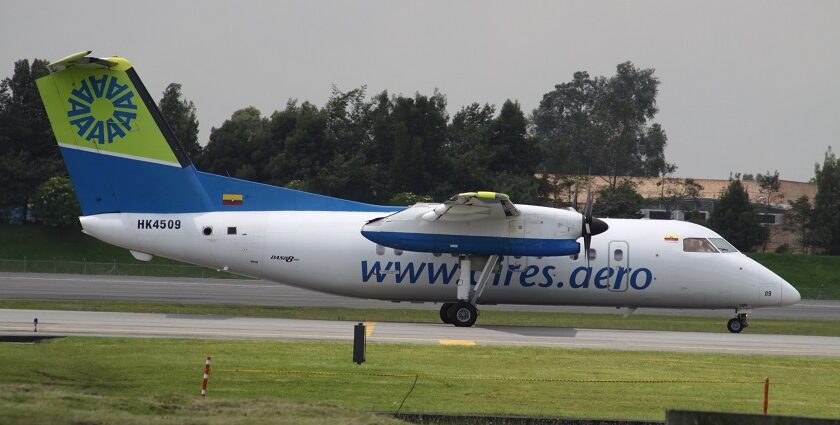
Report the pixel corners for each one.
[81,210,800,310]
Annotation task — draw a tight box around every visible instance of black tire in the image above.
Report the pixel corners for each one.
[447,302,478,327]
[727,318,744,333]
[439,303,454,324]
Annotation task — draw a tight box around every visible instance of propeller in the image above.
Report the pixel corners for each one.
[581,185,608,265]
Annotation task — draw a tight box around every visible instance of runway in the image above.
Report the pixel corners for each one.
[1,272,838,320]
[2,309,839,357]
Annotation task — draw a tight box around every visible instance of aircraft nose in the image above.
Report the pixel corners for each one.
[780,280,801,305]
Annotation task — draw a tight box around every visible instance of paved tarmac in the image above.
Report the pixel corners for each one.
[1,272,838,321]
[2,309,839,357]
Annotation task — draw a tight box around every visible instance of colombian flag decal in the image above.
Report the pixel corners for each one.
[222,194,243,206]
[664,234,679,242]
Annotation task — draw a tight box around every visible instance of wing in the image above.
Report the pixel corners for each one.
[421,191,520,222]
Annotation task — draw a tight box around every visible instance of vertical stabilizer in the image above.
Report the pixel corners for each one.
[36,52,212,214]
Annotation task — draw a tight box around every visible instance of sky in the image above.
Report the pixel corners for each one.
[2,1,838,182]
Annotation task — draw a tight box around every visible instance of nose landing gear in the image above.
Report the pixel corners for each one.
[727,311,750,333]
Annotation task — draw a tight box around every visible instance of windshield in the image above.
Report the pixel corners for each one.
[708,237,738,253]
[683,238,719,253]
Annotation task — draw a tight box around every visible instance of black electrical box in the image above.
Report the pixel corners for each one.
[353,322,366,365]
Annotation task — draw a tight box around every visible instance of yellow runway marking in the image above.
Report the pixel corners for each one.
[439,339,476,346]
[364,321,376,337]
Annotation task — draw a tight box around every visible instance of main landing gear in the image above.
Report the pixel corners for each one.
[439,302,478,327]
[438,254,500,327]
[727,308,750,333]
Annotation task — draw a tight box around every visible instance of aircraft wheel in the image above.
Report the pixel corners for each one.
[439,303,454,324]
[727,318,744,333]
[447,302,478,327]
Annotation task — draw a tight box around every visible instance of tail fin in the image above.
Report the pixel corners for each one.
[37,51,212,214]
[37,51,400,216]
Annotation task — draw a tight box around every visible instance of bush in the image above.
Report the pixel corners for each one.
[774,243,790,254]
[32,176,80,228]
[388,192,433,206]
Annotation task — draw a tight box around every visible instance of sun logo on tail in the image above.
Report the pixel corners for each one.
[66,75,138,144]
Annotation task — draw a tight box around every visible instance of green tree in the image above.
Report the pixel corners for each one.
[655,177,705,222]
[756,170,782,206]
[444,101,545,204]
[310,87,380,202]
[0,59,62,220]
[783,195,815,254]
[533,62,675,187]
[198,107,270,180]
[158,83,201,161]
[264,102,332,190]
[445,102,496,195]
[708,177,769,251]
[811,148,840,254]
[594,180,644,218]
[32,176,81,227]
[0,151,44,222]
[755,170,782,251]
[368,90,449,201]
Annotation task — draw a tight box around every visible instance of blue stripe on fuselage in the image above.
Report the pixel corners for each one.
[60,146,402,214]
[361,230,581,256]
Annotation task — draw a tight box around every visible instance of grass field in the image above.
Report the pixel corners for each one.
[745,252,840,298]
[1,337,838,424]
[3,299,840,337]
[2,224,840,298]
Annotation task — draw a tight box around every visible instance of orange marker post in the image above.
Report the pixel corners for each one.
[201,356,212,399]
[763,376,770,414]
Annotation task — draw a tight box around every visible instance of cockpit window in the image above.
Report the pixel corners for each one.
[708,237,738,253]
[683,238,719,253]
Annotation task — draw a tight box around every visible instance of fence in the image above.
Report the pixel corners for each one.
[0,258,235,279]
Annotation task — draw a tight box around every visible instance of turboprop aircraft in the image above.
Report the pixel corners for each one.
[35,51,800,333]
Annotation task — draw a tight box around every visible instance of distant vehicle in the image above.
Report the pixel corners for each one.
[36,51,800,333]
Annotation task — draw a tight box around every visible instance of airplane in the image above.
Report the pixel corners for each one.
[35,51,800,334]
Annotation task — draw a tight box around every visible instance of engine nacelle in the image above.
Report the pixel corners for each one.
[361,203,583,257]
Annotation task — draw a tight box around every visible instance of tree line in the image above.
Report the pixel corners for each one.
[0,58,671,213]
[2,57,839,254]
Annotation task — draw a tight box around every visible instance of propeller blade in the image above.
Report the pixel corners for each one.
[584,233,591,267]
[578,182,607,267]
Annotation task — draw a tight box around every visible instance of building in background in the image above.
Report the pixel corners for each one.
[546,176,817,253]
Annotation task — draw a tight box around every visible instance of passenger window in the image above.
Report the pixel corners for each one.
[683,238,718,253]
[376,245,385,255]
[587,249,596,261]
[227,226,237,235]
[569,253,579,261]
[394,249,403,256]
[614,249,623,261]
